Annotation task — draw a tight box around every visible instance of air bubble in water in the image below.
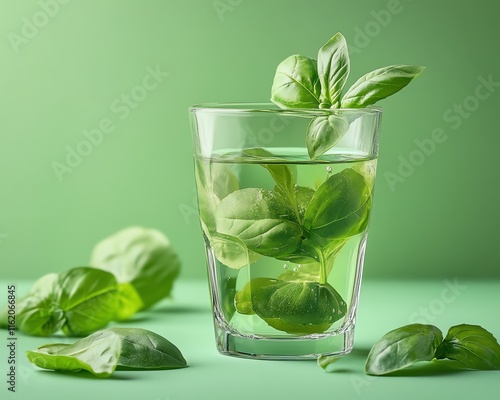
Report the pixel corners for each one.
[283,264,288,270]
[293,267,298,272]
[326,166,332,173]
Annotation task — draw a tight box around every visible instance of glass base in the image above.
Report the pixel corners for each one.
[214,322,355,360]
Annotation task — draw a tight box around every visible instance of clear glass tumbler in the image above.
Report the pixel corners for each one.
[189,103,381,359]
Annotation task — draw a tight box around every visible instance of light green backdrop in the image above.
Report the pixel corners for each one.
[1,0,499,280]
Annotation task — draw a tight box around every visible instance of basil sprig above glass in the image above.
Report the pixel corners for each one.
[270,32,424,159]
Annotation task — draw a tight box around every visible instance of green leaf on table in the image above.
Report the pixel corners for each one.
[303,168,371,248]
[114,283,144,321]
[26,327,187,378]
[111,328,187,370]
[17,296,65,337]
[435,324,500,370]
[271,54,321,108]
[216,188,303,258]
[56,267,119,337]
[90,227,181,312]
[317,32,350,108]
[341,64,425,108]
[5,268,119,337]
[234,278,346,334]
[317,354,342,371]
[365,323,444,375]
[306,115,349,159]
[16,273,65,336]
[27,329,122,377]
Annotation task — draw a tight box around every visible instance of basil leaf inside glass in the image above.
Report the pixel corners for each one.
[235,278,346,334]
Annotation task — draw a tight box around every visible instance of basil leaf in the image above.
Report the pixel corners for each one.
[218,152,313,261]
[216,188,303,258]
[365,324,443,375]
[294,185,315,222]
[271,54,321,108]
[110,328,187,369]
[306,115,349,159]
[3,268,118,337]
[212,164,239,201]
[195,161,254,268]
[352,159,377,193]
[303,168,371,247]
[195,158,218,235]
[242,148,297,216]
[90,227,181,311]
[435,324,500,370]
[199,164,258,266]
[264,163,295,202]
[317,32,350,108]
[221,276,238,320]
[274,238,318,264]
[17,296,65,337]
[114,283,143,321]
[26,329,122,377]
[210,233,260,270]
[317,354,341,371]
[15,273,64,336]
[26,328,187,377]
[57,267,120,336]
[341,64,425,108]
[235,278,346,334]
[278,262,321,282]
[196,161,240,235]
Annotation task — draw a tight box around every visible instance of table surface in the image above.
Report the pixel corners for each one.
[2,278,499,400]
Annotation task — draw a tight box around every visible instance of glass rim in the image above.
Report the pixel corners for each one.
[189,102,382,115]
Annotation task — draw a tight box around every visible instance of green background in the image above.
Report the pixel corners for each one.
[1,0,500,281]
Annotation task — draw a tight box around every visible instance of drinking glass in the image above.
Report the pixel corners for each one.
[190,103,381,359]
